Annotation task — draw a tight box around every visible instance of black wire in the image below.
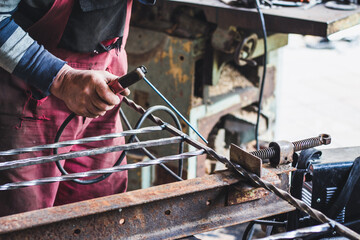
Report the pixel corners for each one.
[54,113,127,184]
[254,0,268,150]
[120,106,184,181]
[120,109,183,181]
[54,104,184,184]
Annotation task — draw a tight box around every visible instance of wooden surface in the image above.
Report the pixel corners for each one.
[167,0,360,36]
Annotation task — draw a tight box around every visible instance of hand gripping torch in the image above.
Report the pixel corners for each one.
[108,66,207,144]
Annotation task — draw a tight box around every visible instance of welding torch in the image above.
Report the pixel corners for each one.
[108,66,208,144]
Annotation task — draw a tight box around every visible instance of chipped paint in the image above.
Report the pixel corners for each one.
[182,42,192,53]
[166,41,190,87]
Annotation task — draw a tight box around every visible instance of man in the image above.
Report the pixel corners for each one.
[0,0,155,217]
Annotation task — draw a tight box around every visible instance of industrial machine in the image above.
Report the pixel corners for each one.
[287,147,360,235]
[242,147,360,239]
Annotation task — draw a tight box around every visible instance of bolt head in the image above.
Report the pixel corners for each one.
[319,134,331,145]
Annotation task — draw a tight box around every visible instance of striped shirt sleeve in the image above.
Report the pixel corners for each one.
[0,0,65,99]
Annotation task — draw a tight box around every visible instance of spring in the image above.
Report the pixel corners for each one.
[250,147,276,160]
[293,137,322,152]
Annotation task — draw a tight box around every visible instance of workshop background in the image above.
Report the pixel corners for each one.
[198,25,360,240]
[276,26,360,149]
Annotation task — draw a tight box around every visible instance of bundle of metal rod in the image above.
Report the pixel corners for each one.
[121,97,360,240]
[0,150,205,191]
[0,136,183,171]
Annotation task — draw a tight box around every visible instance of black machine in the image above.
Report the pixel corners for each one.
[288,147,360,237]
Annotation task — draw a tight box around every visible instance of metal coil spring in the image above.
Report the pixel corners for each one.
[293,137,322,152]
[250,147,276,160]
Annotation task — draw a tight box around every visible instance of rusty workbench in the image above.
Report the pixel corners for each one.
[0,169,294,239]
[167,0,360,37]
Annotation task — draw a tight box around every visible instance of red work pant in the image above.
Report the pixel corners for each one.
[0,52,128,217]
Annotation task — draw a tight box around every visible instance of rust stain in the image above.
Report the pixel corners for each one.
[154,51,169,63]
[182,42,192,53]
[166,42,190,88]
[227,186,269,206]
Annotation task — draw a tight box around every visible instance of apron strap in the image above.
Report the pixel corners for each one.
[27,0,75,50]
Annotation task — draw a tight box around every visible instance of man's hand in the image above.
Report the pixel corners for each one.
[50,64,130,118]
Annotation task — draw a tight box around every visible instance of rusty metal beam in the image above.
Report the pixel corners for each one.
[0,170,294,239]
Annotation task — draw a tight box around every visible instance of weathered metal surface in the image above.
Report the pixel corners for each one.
[227,184,269,206]
[0,170,294,240]
[166,0,360,37]
[196,88,259,176]
[251,34,288,59]
[230,143,262,177]
[125,27,202,161]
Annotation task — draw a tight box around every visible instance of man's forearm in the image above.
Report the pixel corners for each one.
[0,1,65,98]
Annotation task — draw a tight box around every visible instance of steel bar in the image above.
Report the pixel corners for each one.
[142,76,208,144]
[0,125,164,156]
[0,150,205,191]
[258,223,332,240]
[0,136,183,171]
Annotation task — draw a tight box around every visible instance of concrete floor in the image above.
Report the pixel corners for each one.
[196,24,360,240]
[276,25,360,149]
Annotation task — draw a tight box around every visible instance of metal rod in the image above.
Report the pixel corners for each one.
[0,136,183,171]
[142,76,208,144]
[258,223,332,240]
[0,150,205,191]
[0,125,164,156]
[119,108,183,181]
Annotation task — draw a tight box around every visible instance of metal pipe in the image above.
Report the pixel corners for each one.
[0,126,164,156]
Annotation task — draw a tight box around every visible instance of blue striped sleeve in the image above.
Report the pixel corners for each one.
[13,42,66,98]
[0,17,65,99]
[138,0,156,5]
